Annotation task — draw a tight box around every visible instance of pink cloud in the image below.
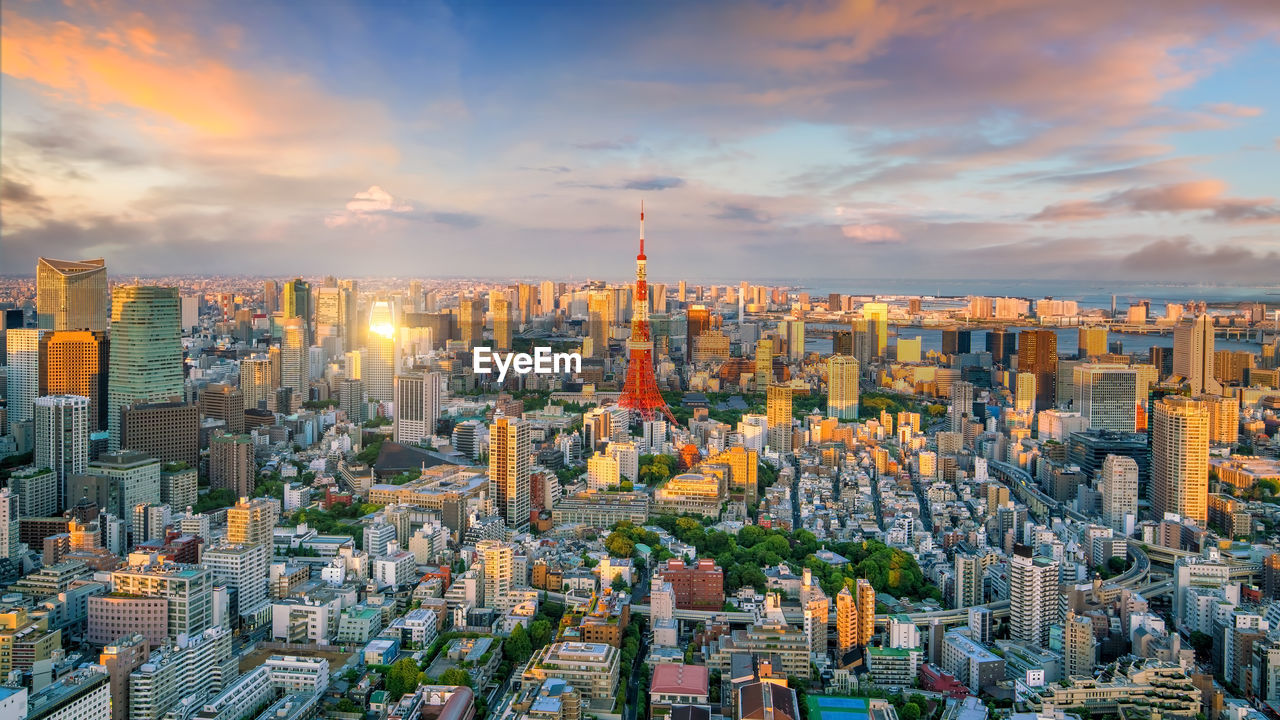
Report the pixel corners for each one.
[1031,180,1280,223]
[841,224,903,243]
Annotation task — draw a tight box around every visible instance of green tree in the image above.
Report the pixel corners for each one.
[504,623,534,664]
[611,574,629,592]
[438,667,473,688]
[900,703,922,720]
[1189,630,1213,660]
[529,618,553,648]
[385,657,422,701]
[604,531,636,558]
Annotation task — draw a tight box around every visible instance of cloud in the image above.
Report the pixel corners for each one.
[1203,102,1264,117]
[1,176,49,213]
[324,186,481,229]
[1030,180,1280,223]
[713,204,772,224]
[573,136,638,151]
[1119,238,1280,276]
[841,224,903,244]
[621,176,686,191]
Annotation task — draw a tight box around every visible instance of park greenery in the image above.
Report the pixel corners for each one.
[639,454,678,486]
[614,516,939,601]
[193,487,237,513]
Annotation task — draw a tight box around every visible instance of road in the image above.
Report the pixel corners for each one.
[622,635,650,720]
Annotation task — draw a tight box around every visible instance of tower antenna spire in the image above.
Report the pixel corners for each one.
[639,199,645,257]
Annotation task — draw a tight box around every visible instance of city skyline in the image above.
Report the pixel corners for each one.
[3,1,1279,281]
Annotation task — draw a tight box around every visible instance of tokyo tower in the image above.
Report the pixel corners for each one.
[617,203,680,425]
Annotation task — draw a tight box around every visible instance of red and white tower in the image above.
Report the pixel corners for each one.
[618,203,679,425]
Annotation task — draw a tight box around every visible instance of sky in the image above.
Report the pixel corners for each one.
[2,0,1279,282]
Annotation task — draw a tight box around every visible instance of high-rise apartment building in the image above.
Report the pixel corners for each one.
[203,543,271,623]
[393,372,442,445]
[1173,314,1222,395]
[1063,612,1096,678]
[8,467,58,518]
[0,490,18,558]
[126,626,235,720]
[477,539,514,609]
[1152,396,1209,526]
[107,286,183,451]
[39,330,109,430]
[1073,364,1139,432]
[227,497,279,547]
[36,257,107,332]
[855,578,876,647]
[1017,330,1058,411]
[1010,544,1060,647]
[489,416,531,531]
[239,355,272,412]
[210,433,256,498]
[34,395,89,512]
[954,552,983,609]
[827,355,860,421]
[766,385,792,454]
[1100,454,1139,533]
[835,585,855,657]
[280,317,309,412]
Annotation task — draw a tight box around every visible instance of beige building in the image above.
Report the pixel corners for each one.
[1151,396,1209,526]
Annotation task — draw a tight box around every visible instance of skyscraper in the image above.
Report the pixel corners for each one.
[861,302,888,357]
[200,383,245,435]
[492,296,512,352]
[282,278,311,336]
[1152,395,1209,526]
[1173,314,1223,395]
[1073,364,1139,432]
[262,280,280,314]
[39,330,109,431]
[985,328,1014,367]
[280,317,309,412]
[5,328,46,423]
[766,385,792,454]
[954,553,983,608]
[587,291,611,358]
[1100,454,1139,533]
[949,380,974,433]
[394,372,442,445]
[1077,326,1108,359]
[36,257,107,331]
[686,304,710,362]
[1017,329,1058,411]
[365,316,397,403]
[942,328,972,356]
[490,416,531,531]
[1010,544,1060,647]
[1015,372,1036,413]
[755,338,774,388]
[34,395,89,513]
[781,319,805,360]
[227,497,279,546]
[459,295,483,348]
[107,286,183,451]
[827,355,860,421]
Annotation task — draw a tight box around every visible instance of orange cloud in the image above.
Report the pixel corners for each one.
[1031,180,1280,223]
[0,9,392,173]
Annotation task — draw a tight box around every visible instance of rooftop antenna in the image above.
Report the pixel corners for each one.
[639,199,646,258]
